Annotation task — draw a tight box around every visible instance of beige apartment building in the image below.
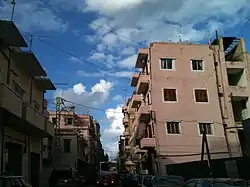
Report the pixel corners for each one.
[122,37,249,175]
[0,20,55,186]
[49,112,103,174]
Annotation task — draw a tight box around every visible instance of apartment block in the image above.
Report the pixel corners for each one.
[49,112,103,174]
[0,20,55,186]
[122,37,248,175]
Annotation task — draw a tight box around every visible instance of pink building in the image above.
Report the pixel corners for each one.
[122,37,248,175]
[49,112,103,171]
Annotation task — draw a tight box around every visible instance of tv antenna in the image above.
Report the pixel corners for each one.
[10,0,16,21]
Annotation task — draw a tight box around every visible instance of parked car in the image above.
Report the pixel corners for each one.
[149,175,184,187]
[122,174,139,187]
[136,175,152,187]
[49,167,86,187]
[183,178,248,187]
[0,176,31,187]
[96,174,116,186]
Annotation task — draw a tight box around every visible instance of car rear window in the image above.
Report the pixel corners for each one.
[54,170,72,179]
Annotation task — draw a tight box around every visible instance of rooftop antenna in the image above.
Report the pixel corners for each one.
[10,0,16,21]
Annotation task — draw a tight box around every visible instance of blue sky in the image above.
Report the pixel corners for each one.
[1,0,250,159]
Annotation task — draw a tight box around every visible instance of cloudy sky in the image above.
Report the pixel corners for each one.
[1,0,250,158]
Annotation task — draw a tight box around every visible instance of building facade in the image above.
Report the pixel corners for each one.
[122,37,248,175]
[0,20,55,187]
[48,112,103,172]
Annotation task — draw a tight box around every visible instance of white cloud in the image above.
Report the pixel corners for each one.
[73,83,86,95]
[113,95,123,101]
[103,141,119,159]
[121,47,136,55]
[0,1,68,32]
[103,105,124,138]
[119,54,137,69]
[85,0,144,14]
[101,105,124,158]
[84,0,250,61]
[69,56,82,63]
[76,70,133,78]
[55,80,113,111]
[89,52,106,60]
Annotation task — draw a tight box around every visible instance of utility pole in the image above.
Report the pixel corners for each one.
[213,30,232,158]
[54,97,62,165]
[200,125,212,177]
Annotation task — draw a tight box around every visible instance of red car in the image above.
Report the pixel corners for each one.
[96,175,115,186]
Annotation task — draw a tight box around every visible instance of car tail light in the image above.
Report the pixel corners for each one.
[96,181,99,184]
[111,180,114,184]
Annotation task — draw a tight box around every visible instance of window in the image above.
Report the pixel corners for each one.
[198,123,213,135]
[64,139,71,153]
[166,122,180,134]
[52,117,56,124]
[194,89,208,102]
[12,81,25,98]
[191,59,204,71]
[65,117,73,125]
[163,88,177,102]
[160,58,175,70]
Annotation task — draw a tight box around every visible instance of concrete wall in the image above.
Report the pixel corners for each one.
[149,43,230,168]
[60,135,78,168]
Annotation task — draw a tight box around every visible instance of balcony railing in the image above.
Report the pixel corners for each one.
[225,61,245,69]
[131,73,139,87]
[136,73,150,94]
[130,94,141,108]
[44,119,54,136]
[23,102,45,131]
[0,83,23,118]
[140,137,156,149]
[229,86,249,98]
[123,115,129,124]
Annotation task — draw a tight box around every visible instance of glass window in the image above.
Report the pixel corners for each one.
[163,89,177,102]
[166,122,180,134]
[160,58,175,70]
[194,89,208,102]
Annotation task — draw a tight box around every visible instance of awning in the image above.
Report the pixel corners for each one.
[34,76,56,90]
[12,51,47,77]
[0,20,27,47]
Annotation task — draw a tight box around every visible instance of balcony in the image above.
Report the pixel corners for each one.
[124,131,129,137]
[22,102,45,132]
[135,49,148,68]
[44,119,54,137]
[122,106,128,113]
[134,145,147,154]
[140,138,156,149]
[130,94,141,108]
[125,160,135,166]
[125,145,131,150]
[229,86,249,100]
[131,73,139,87]
[226,61,245,69]
[123,115,129,124]
[136,73,150,94]
[0,83,23,118]
[0,20,27,47]
[137,104,151,121]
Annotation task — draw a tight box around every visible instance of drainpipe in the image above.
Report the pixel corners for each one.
[148,46,161,176]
